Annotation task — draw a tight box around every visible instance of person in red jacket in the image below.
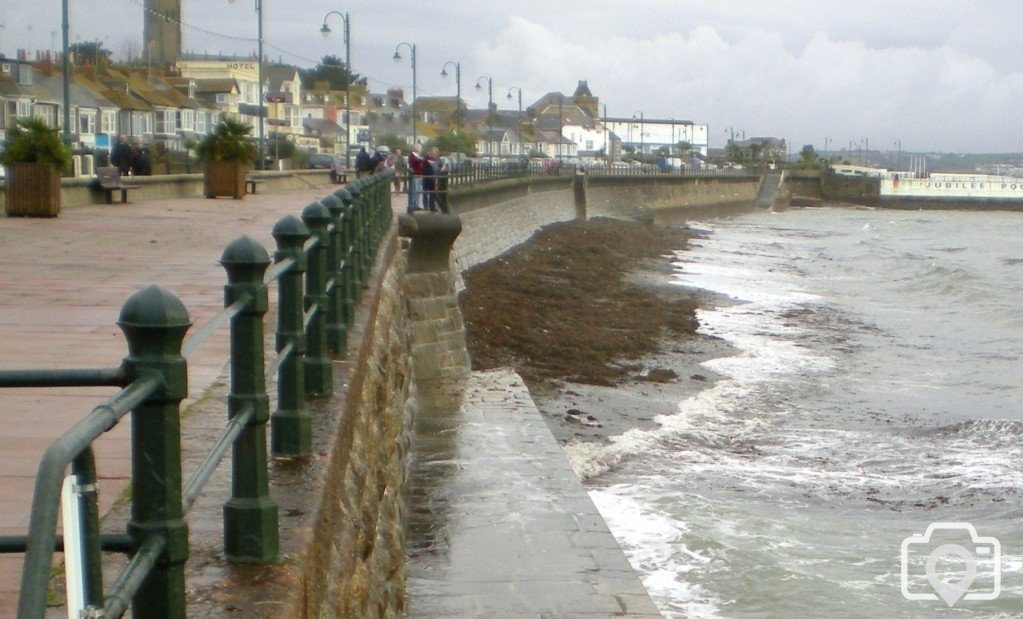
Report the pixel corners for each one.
[407,144,426,213]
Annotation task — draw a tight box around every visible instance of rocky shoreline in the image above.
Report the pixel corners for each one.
[459,217,735,454]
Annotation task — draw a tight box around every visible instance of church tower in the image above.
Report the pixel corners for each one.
[143,0,182,70]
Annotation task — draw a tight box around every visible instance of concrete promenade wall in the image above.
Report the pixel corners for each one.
[0,169,331,209]
[584,174,760,220]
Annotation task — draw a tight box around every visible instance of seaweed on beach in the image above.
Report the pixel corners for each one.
[460,217,699,387]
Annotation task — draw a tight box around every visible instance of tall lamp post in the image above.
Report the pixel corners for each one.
[475,75,494,161]
[440,60,461,141]
[507,86,522,158]
[61,0,71,144]
[392,42,417,146]
[894,139,902,171]
[633,111,644,156]
[229,0,264,170]
[320,11,351,167]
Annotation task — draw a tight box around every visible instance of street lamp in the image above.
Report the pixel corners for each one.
[440,60,461,141]
[320,11,351,167]
[392,42,417,146]
[60,1,71,144]
[507,86,522,158]
[894,139,902,171]
[228,0,264,170]
[475,75,494,161]
[633,111,644,155]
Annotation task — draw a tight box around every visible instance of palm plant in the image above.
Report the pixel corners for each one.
[0,117,72,170]
[196,118,257,164]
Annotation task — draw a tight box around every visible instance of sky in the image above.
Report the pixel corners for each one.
[3,0,1023,153]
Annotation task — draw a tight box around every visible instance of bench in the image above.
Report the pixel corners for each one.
[96,167,141,204]
[245,177,264,194]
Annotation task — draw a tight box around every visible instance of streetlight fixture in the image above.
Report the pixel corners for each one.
[228,0,265,170]
[507,86,523,158]
[392,42,417,146]
[320,11,351,167]
[894,139,902,171]
[440,60,461,141]
[475,75,494,161]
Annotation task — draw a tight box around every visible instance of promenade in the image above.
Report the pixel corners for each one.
[0,184,337,614]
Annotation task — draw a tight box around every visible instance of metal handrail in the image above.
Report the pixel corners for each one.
[0,169,397,617]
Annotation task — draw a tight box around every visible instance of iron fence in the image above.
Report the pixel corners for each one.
[0,171,394,619]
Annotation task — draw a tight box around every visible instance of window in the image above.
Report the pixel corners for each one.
[32,104,56,127]
[16,100,31,118]
[101,110,117,133]
[179,110,194,132]
[79,110,97,135]
[287,106,300,128]
[216,93,227,104]
[586,140,593,150]
[195,112,207,134]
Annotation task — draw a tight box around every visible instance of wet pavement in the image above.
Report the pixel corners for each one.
[406,368,661,617]
[0,185,349,616]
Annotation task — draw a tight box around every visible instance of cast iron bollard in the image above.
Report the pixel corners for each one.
[271,215,311,456]
[301,202,334,397]
[220,237,280,563]
[335,188,359,324]
[118,285,191,618]
[322,194,349,356]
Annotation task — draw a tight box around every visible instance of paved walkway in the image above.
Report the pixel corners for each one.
[406,369,661,617]
[0,184,343,615]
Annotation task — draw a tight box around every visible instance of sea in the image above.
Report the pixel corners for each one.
[566,206,1023,617]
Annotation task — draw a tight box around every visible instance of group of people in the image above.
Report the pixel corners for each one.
[406,144,448,214]
[349,143,449,214]
[110,136,152,176]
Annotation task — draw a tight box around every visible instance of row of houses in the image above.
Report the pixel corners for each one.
[0,50,710,165]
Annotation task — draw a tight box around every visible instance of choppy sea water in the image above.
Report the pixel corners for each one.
[567,207,1023,617]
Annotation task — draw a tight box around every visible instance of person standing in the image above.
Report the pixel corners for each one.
[355,146,372,178]
[392,148,408,194]
[407,144,426,213]
[111,135,131,176]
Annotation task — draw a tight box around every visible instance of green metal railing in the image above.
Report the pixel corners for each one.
[0,171,394,619]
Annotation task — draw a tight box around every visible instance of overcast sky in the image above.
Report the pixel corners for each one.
[3,0,1023,153]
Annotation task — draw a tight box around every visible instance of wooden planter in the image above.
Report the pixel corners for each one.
[4,162,62,217]
[203,160,247,199]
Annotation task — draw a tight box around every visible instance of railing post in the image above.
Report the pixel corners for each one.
[301,202,334,397]
[220,236,279,563]
[357,179,372,282]
[271,215,311,457]
[322,194,349,356]
[336,188,359,325]
[118,285,191,619]
[366,175,381,257]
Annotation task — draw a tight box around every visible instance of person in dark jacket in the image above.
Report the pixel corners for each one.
[355,147,372,178]
[111,136,132,175]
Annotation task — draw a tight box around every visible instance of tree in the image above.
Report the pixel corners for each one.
[426,130,478,156]
[795,144,823,170]
[69,40,112,66]
[676,140,693,156]
[299,55,361,91]
[375,133,408,152]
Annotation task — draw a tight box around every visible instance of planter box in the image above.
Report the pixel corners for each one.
[204,160,247,199]
[5,163,62,217]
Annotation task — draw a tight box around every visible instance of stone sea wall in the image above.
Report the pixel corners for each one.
[584,174,761,220]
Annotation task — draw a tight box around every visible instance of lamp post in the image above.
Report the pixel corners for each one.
[441,60,461,142]
[475,75,494,161]
[228,0,264,170]
[320,11,351,167]
[633,111,644,156]
[507,86,522,158]
[824,136,830,161]
[392,42,417,146]
[61,0,71,144]
[895,139,902,171]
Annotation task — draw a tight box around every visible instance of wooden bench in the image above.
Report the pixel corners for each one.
[245,177,264,194]
[96,167,141,204]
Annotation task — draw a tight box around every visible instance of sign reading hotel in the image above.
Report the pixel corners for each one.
[881,176,1023,200]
